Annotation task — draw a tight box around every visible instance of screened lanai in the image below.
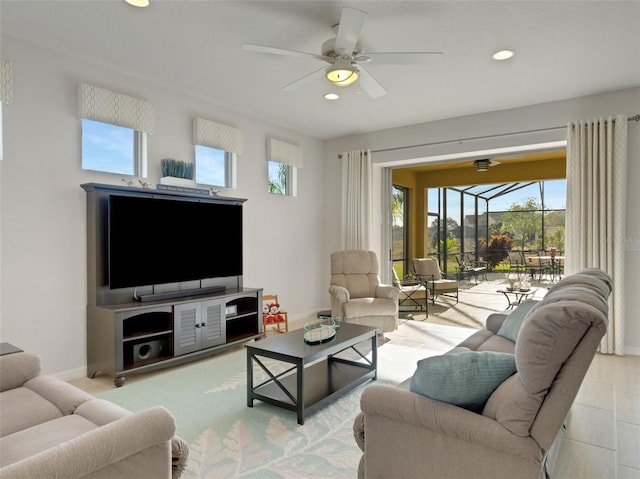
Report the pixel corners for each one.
[426,179,566,275]
[392,179,567,278]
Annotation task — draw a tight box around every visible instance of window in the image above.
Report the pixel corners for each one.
[78,83,155,177]
[81,119,146,175]
[266,138,301,196]
[392,185,409,278]
[268,161,292,195]
[192,117,243,188]
[195,145,236,188]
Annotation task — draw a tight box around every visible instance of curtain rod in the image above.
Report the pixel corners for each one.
[337,114,639,157]
[337,151,368,160]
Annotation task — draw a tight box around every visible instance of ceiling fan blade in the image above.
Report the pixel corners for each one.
[357,65,386,99]
[281,66,327,91]
[335,7,367,56]
[242,43,325,61]
[364,52,443,65]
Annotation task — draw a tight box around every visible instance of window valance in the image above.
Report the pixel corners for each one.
[78,83,156,135]
[267,137,303,168]
[1,61,12,104]
[193,117,244,155]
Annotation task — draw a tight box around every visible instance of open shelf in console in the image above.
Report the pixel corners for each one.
[119,307,174,371]
[122,311,173,342]
[226,295,259,343]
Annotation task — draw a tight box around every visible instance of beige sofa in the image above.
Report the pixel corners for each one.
[0,351,188,479]
[354,268,611,479]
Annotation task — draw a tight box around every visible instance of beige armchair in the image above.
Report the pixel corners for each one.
[413,257,459,304]
[329,250,399,334]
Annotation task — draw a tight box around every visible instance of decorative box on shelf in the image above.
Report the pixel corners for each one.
[160,176,197,187]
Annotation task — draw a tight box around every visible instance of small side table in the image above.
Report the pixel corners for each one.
[0,343,23,356]
[497,289,536,309]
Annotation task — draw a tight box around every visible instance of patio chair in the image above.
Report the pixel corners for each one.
[524,251,547,281]
[392,269,429,312]
[461,252,488,283]
[507,250,526,277]
[412,257,459,305]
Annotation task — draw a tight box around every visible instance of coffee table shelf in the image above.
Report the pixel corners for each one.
[246,323,377,425]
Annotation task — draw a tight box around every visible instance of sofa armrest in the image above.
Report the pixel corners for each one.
[0,352,41,392]
[329,285,350,317]
[358,385,542,479]
[486,312,510,334]
[0,406,176,479]
[375,284,399,301]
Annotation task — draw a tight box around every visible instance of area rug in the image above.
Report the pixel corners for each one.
[98,340,428,478]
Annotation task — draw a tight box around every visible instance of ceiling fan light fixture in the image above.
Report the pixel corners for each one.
[474,159,491,172]
[326,61,359,87]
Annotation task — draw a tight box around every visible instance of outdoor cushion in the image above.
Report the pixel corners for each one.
[497,299,539,342]
[409,350,517,412]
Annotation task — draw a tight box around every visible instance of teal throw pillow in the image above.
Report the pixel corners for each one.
[497,299,539,342]
[409,351,517,411]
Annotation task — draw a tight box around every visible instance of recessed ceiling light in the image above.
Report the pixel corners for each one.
[324,93,340,100]
[492,49,514,61]
[125,0,150,7]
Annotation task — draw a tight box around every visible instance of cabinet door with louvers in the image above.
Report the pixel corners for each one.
[174,299,226,356]
[200,299,226,349]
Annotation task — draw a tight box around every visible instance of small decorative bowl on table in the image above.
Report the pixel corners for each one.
[303,317,338,345]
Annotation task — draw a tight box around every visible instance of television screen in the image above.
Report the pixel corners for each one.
[108,194,243,289]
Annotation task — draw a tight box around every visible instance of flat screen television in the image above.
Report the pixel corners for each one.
[108,194,243,289]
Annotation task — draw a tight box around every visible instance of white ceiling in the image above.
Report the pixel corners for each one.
[2,0,639,140]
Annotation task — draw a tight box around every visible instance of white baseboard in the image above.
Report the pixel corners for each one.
[624,345,640,356]
[52,366,87,382]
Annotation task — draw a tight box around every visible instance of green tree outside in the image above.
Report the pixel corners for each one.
[500,197,542,250]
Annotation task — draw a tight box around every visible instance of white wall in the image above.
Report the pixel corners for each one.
[0,35,329,377]
[325,88,640,355]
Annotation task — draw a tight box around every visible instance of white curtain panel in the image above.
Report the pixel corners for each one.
[341,149,372,250]
[566,115,627,355]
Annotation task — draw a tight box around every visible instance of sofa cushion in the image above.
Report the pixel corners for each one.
[344,297,396,318]
[0,387,63,437]
[409,350,517,412]
[496,299,539,342]
[0,414,98,468]
[24,375,94,416]
[458,329,515,353]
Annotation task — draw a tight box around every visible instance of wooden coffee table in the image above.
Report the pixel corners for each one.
[246,322,377,425]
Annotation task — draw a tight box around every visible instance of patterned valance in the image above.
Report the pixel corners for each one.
[1,61,12,104]
[267,137,303,168]
[78,83,156,134]
[193,117,244,155]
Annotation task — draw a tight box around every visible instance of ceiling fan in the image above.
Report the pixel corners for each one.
[474,158,501,172]
[242,7,443,98]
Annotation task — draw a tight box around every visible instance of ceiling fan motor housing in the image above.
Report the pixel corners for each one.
[321,38,362,61]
